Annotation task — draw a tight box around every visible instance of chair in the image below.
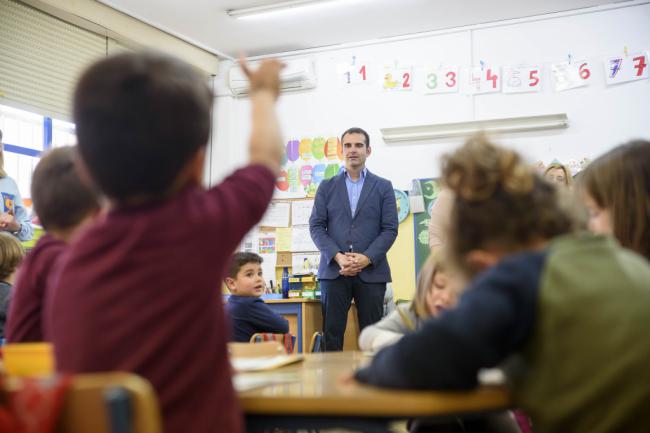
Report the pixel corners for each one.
[5,372,161,433]
[58,372,162,433]
[228,341,286,358]
[308,331,323,353]
[250,333,296,354]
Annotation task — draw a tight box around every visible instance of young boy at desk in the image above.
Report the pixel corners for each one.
[7,146,100,342]
[225,252,289,342]
[47,52,284,433]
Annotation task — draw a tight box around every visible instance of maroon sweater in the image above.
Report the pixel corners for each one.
[47,165,275,433]
[7,234,66,342]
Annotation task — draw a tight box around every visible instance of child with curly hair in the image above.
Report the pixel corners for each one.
[355,135,650,433]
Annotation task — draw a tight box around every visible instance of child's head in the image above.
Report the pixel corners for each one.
[73,52,213,203]
[578,139,650,260]
[544,162,572,187]
[31,146,101,237]
[442,135,575,278]
[0,232,25,283]
[412,251,461,319]
[225,252,265,297]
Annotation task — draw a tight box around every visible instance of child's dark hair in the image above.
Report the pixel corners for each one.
[73,51,212,202]
[578,139,650,260]
[31,146,100,231]
[442,135,574,275]
[0,232,24,281]
[227,252,263,279]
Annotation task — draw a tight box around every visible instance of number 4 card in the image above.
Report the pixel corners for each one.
[603,53,649,85]
[502,66,542,93]
[423,67,459,94]
[466,66,501,94]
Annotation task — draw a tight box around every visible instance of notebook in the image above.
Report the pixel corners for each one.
[230,354,304,373]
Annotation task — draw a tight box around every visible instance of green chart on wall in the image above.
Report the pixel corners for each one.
[413,178,441,277]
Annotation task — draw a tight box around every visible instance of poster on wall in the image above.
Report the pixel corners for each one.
[413,178,441,277]
[275,136,343,199]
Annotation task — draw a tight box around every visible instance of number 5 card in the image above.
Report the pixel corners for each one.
[502,66,542,93]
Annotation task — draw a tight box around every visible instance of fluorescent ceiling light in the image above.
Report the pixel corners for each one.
[381,114,569,143]
[227,0,346,20]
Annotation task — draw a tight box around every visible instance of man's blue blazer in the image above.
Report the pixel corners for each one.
[309,170,398,283]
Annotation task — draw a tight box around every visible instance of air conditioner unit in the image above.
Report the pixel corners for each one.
[229,59,317,97]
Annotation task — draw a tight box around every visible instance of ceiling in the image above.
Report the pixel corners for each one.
[98,0,627,59]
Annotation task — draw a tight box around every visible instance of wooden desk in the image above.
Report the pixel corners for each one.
[265,299,360,352]
[238,352,511,431]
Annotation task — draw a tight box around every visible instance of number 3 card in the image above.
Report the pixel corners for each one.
[423,67,459,94]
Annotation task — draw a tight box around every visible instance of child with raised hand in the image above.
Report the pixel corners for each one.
[358,251,461,352]
[7,146,100,343]
[0,232,25,339]
[48,53,284,433]
[578,139,650,260]
[225,252,288,342]
[355,135,650,433]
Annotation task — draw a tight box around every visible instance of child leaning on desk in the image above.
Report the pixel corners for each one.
[358,250,461,352]
[355,135,650,433]
[225,252,289,343]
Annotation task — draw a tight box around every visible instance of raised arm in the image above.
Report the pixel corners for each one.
[242,58,285,176]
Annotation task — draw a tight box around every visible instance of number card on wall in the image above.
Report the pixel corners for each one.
[502,66,542,93]
[466,66,501,94]
[383,67,413,91]
[338,60,371,86]
[603,53,649,85]
[423,67,459,94]
[551,60,591,91]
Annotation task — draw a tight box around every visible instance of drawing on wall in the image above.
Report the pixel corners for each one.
[413,178,441,277]
[275,135,343,199]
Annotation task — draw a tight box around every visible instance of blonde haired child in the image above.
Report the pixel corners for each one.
[0,232,25,338]
[543,161,572,187]
[359,251,460,351]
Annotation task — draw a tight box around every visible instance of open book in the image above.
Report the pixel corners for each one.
[230,354,304,373]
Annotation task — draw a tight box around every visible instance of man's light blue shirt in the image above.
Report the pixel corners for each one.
[342,167,367,217]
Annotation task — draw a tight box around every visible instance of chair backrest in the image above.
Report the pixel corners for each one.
[249,333,295,354]
[308,331,323,353]
[57,372,162,433]
[228,341,286,358]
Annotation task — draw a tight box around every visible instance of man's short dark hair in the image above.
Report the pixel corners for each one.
[341,127,370,148]
[227,252,263,279]
[32,146,100,231]
[73,51,212,201]
[0,129,3,142]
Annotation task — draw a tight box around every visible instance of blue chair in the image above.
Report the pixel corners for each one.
[309,331,323,353]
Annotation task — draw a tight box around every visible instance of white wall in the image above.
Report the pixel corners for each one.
[208,2,650,190]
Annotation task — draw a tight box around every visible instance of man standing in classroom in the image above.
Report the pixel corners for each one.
[309,127,398,351]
